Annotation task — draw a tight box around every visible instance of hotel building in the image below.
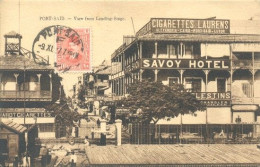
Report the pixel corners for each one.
[110,18,260,138]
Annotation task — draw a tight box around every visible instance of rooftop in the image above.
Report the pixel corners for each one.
[0,55,53,71]
[86,144,260,165]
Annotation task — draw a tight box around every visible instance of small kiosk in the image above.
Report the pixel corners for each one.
[0,120,26,166]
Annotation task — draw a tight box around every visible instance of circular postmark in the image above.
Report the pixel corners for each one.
[32,25,91,72]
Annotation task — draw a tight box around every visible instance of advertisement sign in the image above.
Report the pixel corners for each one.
[194,92,231,100]
[124,60,140,73]
[0,112,52,118]
[151,18,230,34]
[136,21,152,36]
[200,100,231,107]
[141,59,230,69]
[193,92,231,107]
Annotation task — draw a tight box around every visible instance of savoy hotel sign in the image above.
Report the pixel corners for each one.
[141,59,230,69]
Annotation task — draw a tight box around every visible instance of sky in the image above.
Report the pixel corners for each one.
[0,0,260,96]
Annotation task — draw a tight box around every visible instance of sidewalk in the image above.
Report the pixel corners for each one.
[85,144,260,166]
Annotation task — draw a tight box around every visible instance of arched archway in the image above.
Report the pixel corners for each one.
[40,74,50,91]
[29,73,38,91]
[232,70,252,98]
[2,72,16,90]
[157,70,180,85]
[254,70,260,97]
[55,115,66,138]
[142,70,155,81]
[208,70,231,92]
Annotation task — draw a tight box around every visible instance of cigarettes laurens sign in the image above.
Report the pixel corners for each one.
[136,18,230,36]
[141,59,230,69]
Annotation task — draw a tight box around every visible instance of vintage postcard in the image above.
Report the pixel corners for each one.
[1,0,260,166]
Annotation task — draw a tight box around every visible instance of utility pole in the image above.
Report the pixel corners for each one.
[24,60,26,126]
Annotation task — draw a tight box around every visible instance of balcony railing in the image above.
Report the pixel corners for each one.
[254,61,260,68]
[0,90,51,101]
[232,60,253,68]
[94,82,109,87]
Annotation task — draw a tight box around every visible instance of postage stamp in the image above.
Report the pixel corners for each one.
[32,25,91,72]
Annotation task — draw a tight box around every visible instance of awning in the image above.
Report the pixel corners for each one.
[101,106,109,110]
[232,105,258,111]
[0,119,27,133]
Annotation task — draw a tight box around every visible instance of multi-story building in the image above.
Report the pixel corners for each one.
[0,31,56,138]
[111,18,260,138]
[84,60,111,97]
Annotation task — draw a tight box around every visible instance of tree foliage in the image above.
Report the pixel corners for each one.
[118,80,206,124]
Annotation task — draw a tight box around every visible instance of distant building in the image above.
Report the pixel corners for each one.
[84,60,112,98]
[110,18,260,138]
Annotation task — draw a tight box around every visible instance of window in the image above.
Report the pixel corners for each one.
[217,78,226,92]
[242,83,252,97]
[184,43,193,57]
[39,123,54,132]
[167,45,177,58]
[168,77,179,86]
[185,78,201,92]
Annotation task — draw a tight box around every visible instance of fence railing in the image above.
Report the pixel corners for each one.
[127,123,260,145]
[0,90,51,100]
[232,60,253,68]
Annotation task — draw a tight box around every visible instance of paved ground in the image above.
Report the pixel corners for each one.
[85,144,260,166]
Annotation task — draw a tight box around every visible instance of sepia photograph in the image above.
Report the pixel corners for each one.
[0,0,260,166]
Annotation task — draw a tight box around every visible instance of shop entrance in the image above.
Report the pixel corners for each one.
[0,139,8,166]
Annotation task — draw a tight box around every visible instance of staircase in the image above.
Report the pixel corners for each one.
[20,47,49,65]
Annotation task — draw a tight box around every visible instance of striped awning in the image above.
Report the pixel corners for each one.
[0,119,27,133]
[232,105,258,111]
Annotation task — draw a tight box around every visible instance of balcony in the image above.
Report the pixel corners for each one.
[94,82,109,88]
[232,60,252,69]
[0,90,52,101]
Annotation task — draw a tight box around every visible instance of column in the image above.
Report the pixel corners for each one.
[203,70,209,142]
[249,69,255,103]
[155,42,158,58]
[118,78,121,96]
[139,42,143,59]
[48,74,52,95]
[252,52,255,103]
[100,119,107,146]
[112,80,114,94]
[203,70,209,92]
[100,119,107,132]
[180,42,183,57]
[115,119,122,146]
[178,70,184,84]
[0,73,2,91]
[230,44,233,123]
[154,70,158,82]
[14,73,19,91]
[140,69,143,82]
[122,77,124,95]
[37,74,42,91]
[4,37,7,55]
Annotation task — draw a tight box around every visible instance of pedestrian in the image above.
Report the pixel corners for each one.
[70,151,77,167]
[219,129,224,137]
[91,127,95,139]
[211,131,216,143]
[97,118,101,128]
[84,136,90,146]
